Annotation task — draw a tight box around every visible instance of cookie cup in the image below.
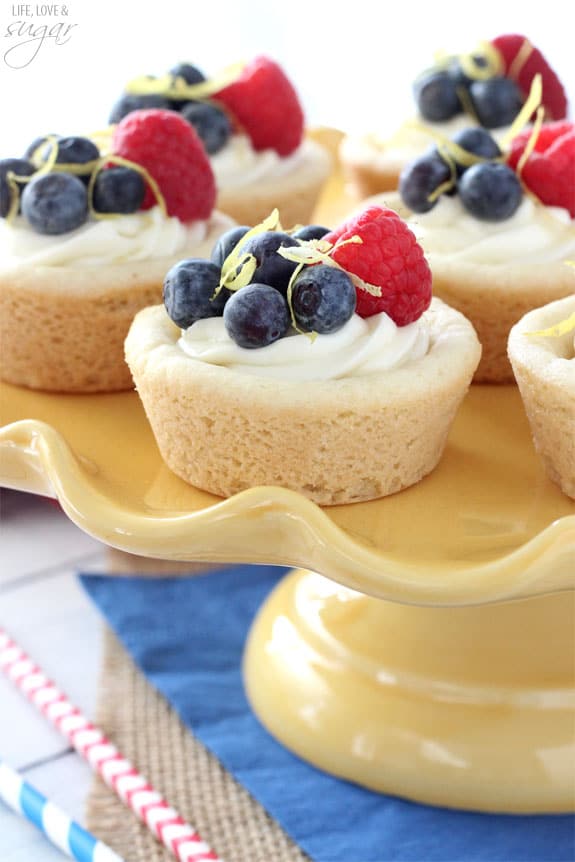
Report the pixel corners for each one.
[508,294,575,499]
[340,133,403,199]
[216,139,331,228]
[0,212,233,393]
[372,192,575,383]
[125,298,481,506]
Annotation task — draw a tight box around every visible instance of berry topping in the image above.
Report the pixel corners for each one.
[223,283,290,348]
[292,224,330,241]
[291,265,356,334]
[180,102,231,155]
[0,158,35,217]
[21,173,88,235]
[414,70,461,122]
[399,124,525,222]
[109,94,172,125]
[507,121,575,217]
[468,76,524,128]
[165,208,433,350]
[239,230,300,294]
[451,127,501,173]
[399,151,452,213]
[211,225,251,268]
[458,162,523,221]
[491,34,568,121]
[112,109,216,222]
[214,56,304,156]
[324,206,432,326]
[92,166,146,214]
[164,259,228,329]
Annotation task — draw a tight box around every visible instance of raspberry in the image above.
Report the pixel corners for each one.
[491,34,568,121]
[507,121,575,217]
[112,109,216,222]
[213,56,304,157]
[324,206,432,326]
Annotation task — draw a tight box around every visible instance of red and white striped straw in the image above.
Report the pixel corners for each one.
[0,628,221,862]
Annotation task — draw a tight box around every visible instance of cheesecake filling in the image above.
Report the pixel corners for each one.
[178,310,431,381]
[0,207,233,268]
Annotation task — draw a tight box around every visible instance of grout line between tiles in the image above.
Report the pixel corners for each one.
[20,747,75,774]
[0,549,106,596]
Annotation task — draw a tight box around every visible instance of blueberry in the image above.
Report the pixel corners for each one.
[109,93,172,124]
[211,225,251,268]
[180,102,231,155]
[239,231,300,294]
[399,150,452,213]
[163,259,228,329]
[458,162,523,221]
[169,63,206,85]
[291,265,356,334]
[414,70,462,122]
[92,167,146,214]
[292,224,330,241]
[223,284,290,348]
[469,76,524,128]
[451,127,502,175]
[0,158,35,217]
[21,172,88,235]
[55,135,100,166]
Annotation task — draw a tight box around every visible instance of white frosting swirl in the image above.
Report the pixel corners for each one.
[178,311,430,381]
[0,206,220,268]
[211,134,306,189]
[408,196,575,265]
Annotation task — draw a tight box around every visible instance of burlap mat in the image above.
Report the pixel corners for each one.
[86,553,309,862]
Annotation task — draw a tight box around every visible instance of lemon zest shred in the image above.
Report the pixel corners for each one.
[526,312,575,338]
[277,235,382,298]
[455,84,480,124]
[216,209,282,297]
[459,41,503,80]
[508,38,534,83]
[500,73,543,150]
[516,106,545,176]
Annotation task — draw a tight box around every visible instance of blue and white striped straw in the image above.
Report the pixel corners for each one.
[0,760,124,862]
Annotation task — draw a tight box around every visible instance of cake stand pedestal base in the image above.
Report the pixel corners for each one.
[243,569,575,813]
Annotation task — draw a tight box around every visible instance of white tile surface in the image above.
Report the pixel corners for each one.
[1,489,103,586]
[0,489,108,857]
[0,566,105,769]
[23,752,95,826]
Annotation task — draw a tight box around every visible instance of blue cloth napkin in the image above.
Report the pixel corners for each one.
[80,566,575,862]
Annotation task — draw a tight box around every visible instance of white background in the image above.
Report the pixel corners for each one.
[0,0,573,160]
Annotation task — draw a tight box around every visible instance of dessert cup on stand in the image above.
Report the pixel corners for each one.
[0,133,573,813]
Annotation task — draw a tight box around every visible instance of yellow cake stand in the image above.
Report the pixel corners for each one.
[1,131,574,812]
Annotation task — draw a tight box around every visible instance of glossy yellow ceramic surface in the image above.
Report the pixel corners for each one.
[244,569,575,812]
[1,383,574,606]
